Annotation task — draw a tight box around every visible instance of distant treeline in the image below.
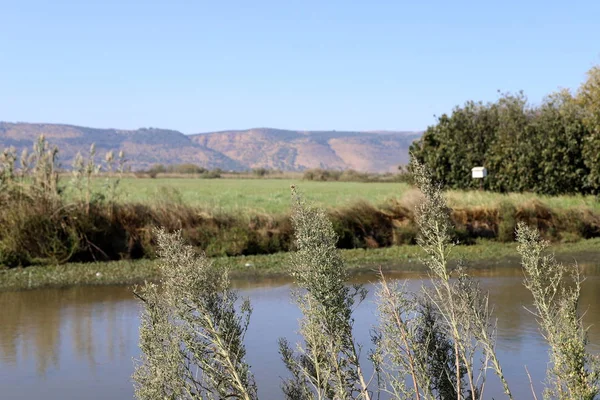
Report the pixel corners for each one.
[302,168,411,183]
[136,163,223,178]
[410,65,600,195]
[136,163,411,183]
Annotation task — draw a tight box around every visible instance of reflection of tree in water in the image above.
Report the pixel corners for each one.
[576,264,600,348]
[342,264,600,353]
[0,291,27,365]
[72,297,96,370]
[0,290,62,375]
[0,286,135,377]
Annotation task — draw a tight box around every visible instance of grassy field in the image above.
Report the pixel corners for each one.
[94,177,600,214]
[94,178,411,214]
[3,238,600,291]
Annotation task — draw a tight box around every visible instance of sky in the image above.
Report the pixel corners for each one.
[1,0,599,134]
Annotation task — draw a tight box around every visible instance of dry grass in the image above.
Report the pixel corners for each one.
[445,189,600,211]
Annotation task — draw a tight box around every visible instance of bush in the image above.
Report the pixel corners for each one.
[171,163,206,174]
[411,64,600,195]
[302,168,342,181]
[252,167,268,177]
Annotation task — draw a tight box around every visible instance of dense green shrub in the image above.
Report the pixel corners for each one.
[411,64,600,195]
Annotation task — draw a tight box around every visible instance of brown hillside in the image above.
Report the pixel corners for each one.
[0,122,243,170]
[190,128,421,172]
[0,123,422,172]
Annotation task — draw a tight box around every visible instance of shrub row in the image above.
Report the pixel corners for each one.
[302,168,412,183]
[2,196,599,268]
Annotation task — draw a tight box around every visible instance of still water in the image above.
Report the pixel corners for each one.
[2,265,600,399]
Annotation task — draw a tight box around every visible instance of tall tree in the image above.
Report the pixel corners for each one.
[577,65,600,194]
[410,100,498,189]
[531,90,589,195]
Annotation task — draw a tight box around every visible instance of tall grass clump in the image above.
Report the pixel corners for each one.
[133,228,257,400]
[71,143,101,215]
[372,160,513,400]
[0,136,66,266]
[0,136,128,267]
[517,223,600,399]
[278,186,372,400]
[497,200,517,242]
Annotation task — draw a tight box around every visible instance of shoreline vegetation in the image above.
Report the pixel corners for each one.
[2,238,600,291]
[1,137,599,293]
[0,183,598,267]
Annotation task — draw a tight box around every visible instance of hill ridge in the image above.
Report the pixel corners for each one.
[0,122,422,172]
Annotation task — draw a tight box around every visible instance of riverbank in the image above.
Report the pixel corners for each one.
[2,239,599,291]
[2,188,600,268]
[2,167,600,268]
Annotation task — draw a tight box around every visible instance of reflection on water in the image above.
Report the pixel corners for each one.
[2,263,600,399]
[0,287,140,400]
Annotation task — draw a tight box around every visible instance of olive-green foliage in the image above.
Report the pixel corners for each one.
[133,229,257,400]
[411,64,600,195]
[578,66,600,195]
[531,91,589,194]
[302,168,411,183]
[279,186,372,400]
[0,136,128,267]
[517,223,600,399]
[139,163,221,178]
[410,99,500,190]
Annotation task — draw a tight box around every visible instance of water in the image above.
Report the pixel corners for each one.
[2,265,600,399]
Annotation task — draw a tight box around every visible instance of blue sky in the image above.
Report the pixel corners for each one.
[1,0,599,133]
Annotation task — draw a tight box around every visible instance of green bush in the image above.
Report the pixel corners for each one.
[411,64,600,195]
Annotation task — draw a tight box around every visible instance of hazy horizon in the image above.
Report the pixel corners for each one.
[0,121,424,136]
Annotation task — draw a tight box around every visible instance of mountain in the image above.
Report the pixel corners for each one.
[0,123,422,172]
[0,122,243,170]
[190,128,422,172]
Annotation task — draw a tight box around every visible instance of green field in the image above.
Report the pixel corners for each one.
[101,178,412,213]
[95,177,600,214]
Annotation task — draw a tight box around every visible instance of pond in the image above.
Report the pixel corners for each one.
[2,264,600,399]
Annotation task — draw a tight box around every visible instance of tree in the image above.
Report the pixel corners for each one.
[577,65,600,194]
[410,100,498,190]
[530,90,589,195]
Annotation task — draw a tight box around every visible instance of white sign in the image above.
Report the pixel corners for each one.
[472,166,487,179]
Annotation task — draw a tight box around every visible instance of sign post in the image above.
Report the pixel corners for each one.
[471,166,487,191]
